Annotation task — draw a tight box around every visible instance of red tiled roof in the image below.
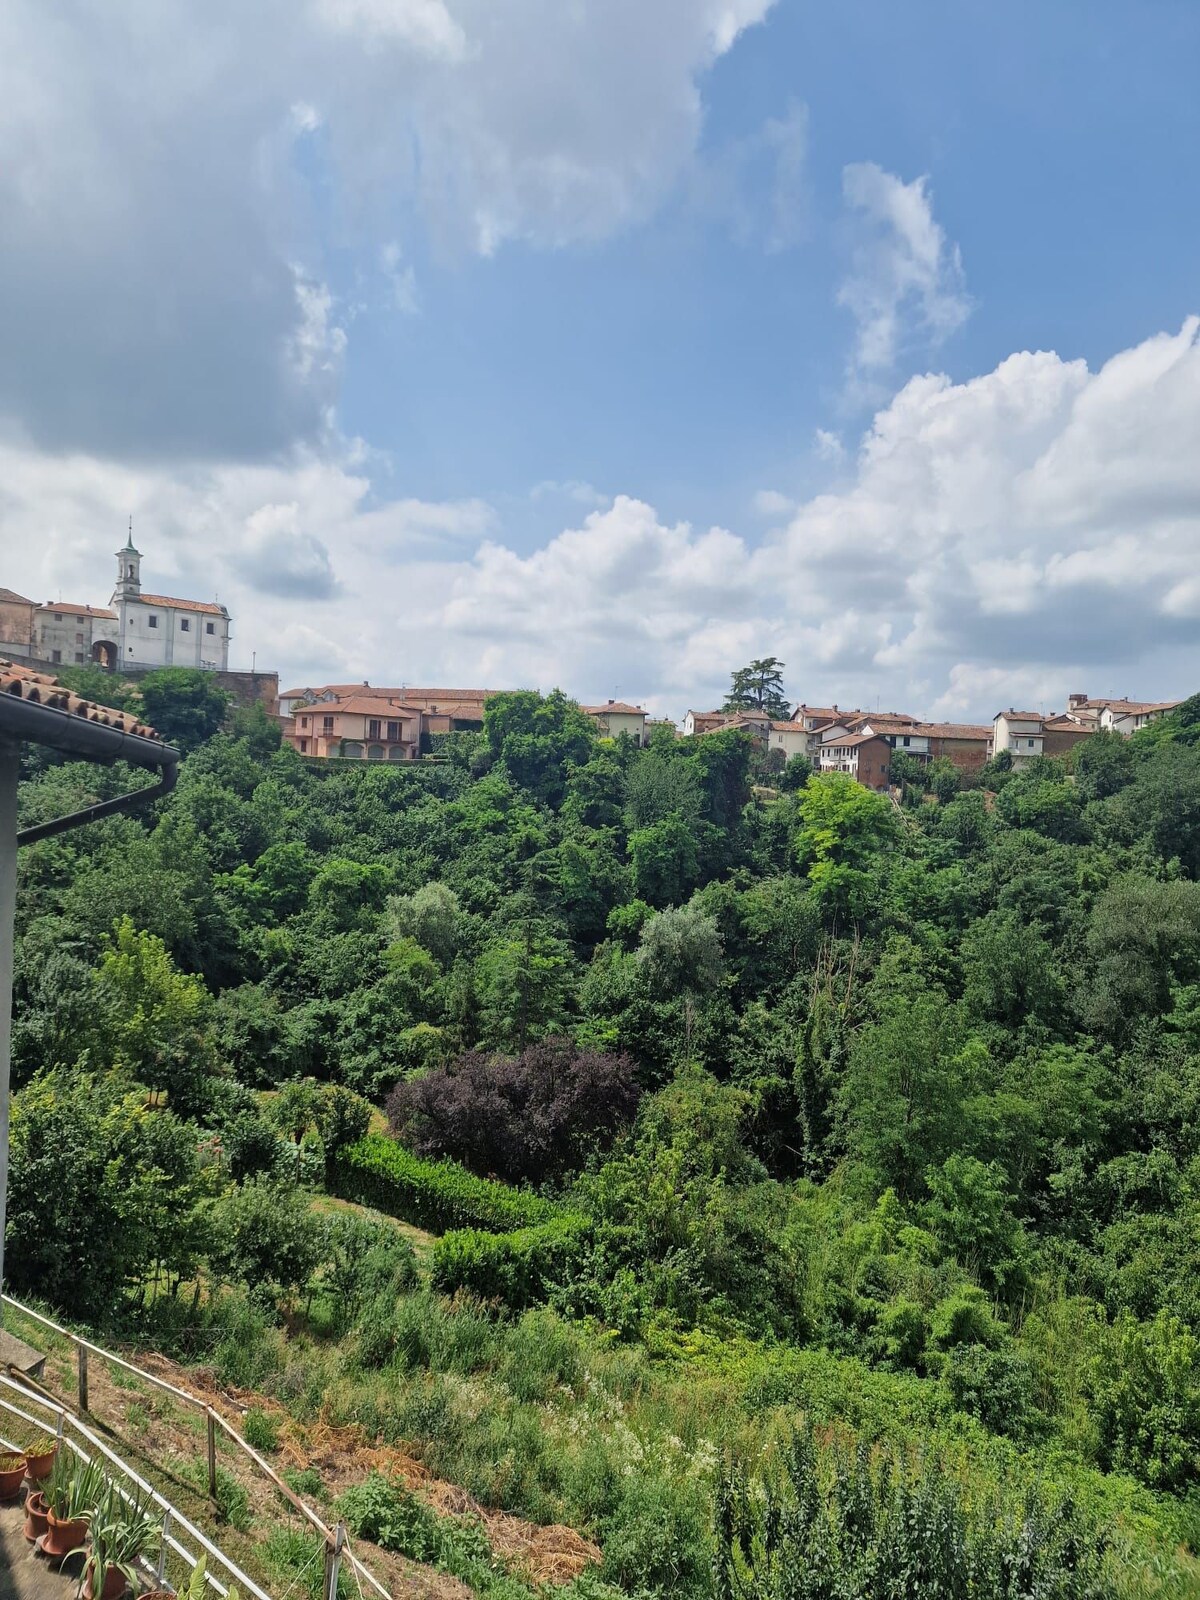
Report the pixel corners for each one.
[793,704,860,721]
[1091,698,1182,715]
[997,710,1045,722]
[912,722,992,740]
[135,594,227,616]
[304,695,423,717]
[0,588,34,606]
[822,732,888,750]
[847,712,916,729]
[282,682,500,700]
[581,702,645,716]
[38,602,117,619]
[0,658,159,738]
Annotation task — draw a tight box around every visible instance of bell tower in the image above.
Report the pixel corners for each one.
[115,519,142,599]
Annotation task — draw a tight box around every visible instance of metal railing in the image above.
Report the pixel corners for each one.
[1,1294,389,1600]
[0,1368,266,1599]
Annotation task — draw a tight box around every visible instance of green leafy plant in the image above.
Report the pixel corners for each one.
[328,1134,569,1233]
[71,1482,159,1598]
[242,1407,280,1453]
[430,1217,590,1309]
[45,1450,107,1521]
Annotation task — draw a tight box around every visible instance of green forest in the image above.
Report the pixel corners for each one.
[8,666,1200,1599]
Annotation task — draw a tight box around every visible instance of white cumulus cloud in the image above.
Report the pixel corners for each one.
[2,319,1199,720]
[837,162,970,388]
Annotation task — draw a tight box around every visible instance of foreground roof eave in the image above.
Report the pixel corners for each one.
[0,681,177,771]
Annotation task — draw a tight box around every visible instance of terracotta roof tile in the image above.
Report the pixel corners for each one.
[581,702,646,716]
[912,721,992,740]
[134,593,227,616]
[0,658,160,738]
[37,603,117,618]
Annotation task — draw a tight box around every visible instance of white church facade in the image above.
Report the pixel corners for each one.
[32,534,231,671]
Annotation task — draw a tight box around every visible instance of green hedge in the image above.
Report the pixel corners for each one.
[328,1135,562,1234]
[430,1218,591,1308]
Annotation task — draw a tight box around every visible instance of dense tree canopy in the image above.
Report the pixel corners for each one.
[8,673,1200,1599]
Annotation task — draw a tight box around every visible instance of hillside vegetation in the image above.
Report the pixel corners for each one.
[9,673,1200,1597]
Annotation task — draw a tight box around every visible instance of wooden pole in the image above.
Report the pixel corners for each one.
[326,1523,345,1600]
[206,1409,218,1499]
[77,1343,88,1412]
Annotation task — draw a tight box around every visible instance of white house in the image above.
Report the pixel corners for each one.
[111,535,230,670]
[580,700,649,744]
[992,710,1045,769]
[768,721,813,760]
[34,602,119,667]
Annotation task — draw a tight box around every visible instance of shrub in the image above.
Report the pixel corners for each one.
[313,1084,372,1170]
[430,1218,591,1309]
[338,1473,527,1596]
[714,1425,1111,1600]
[939,1343,1043,1440]
[1092,1311,1200,1492]
[601,1473,710,1597]
[207,1183,324,1308]
[328,1135,563,1233]
[386,1038,640,1184]
[242,1407,280,1452]
[338,1473,443,1563]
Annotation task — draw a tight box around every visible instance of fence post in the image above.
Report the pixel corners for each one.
[206,1408,218,1500]
[325,1522,345,1600]
[157,1511,172,1585]
[77,1344,88,1412]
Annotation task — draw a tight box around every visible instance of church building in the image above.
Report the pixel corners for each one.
[110,533,231,670]
[29,534,231,671]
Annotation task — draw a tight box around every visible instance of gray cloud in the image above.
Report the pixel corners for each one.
[0,0,776,460]
[2,320,1198,721]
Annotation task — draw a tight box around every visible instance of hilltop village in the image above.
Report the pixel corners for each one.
[279,678,1181,785]
[0,542,1182,791]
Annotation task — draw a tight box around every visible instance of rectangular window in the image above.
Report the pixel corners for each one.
[75,632,84,645]
[368,718,382,740]
[148,614,158,628]
[51,648,62,663]
[299,739,308,753]
[74,652,84,663]
[53,612,62,622]
[323,716,334,733]
[387,720,401,742]
[1027,738,1035,748]
[206,621,215,634]
[180,617,190,632]
[300,716,309,729]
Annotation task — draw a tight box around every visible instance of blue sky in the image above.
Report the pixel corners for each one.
[2,0,1199,717]
[336,0,1200,532]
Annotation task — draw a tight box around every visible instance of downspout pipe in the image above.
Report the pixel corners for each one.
[0,692,180,1328]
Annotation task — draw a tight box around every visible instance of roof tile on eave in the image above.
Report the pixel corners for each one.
[0,657,160,739]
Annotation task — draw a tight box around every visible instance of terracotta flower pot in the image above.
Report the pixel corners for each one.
[83,1565,129,1600]
[24,1488,50,1543]
[0,1453,26,1499]
[42,1508,89,1559]
[25,1444,58,1482]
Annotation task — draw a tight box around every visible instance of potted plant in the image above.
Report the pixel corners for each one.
[74,1484,160,1600]
[24,1478,51,1543]
[41,1450,105,1559]
[141,1552,242,1600]
[23,1429,59,1482]
[0,1448,26,1498]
